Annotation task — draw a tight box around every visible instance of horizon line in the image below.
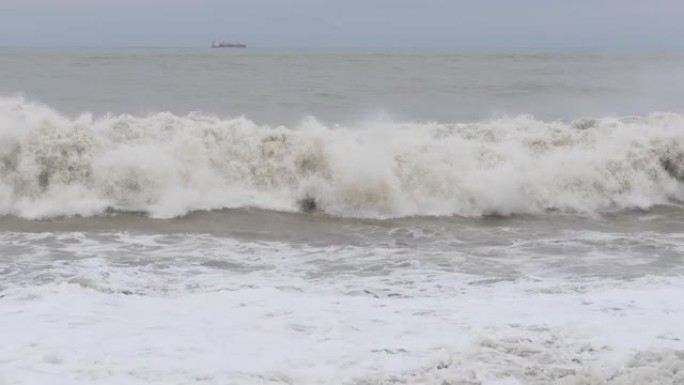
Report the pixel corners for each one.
[1,44,683,52]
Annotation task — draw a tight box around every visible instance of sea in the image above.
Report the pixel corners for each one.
[1,48,684,385]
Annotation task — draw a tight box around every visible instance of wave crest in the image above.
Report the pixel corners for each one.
[1,97,683,219]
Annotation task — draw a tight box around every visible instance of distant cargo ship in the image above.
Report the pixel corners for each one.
[212,40,247,48]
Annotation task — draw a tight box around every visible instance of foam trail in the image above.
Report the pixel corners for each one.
[1,97,683,219]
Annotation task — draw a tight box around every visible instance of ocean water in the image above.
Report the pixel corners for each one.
[1,48,684,385]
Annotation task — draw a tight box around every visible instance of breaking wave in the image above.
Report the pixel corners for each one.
[1,97,683,219]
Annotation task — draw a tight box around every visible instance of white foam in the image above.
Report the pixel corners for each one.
[1,262,683,384]
[1,231,683,384]
[1,97,684,219]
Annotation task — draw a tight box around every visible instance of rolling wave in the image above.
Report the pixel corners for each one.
[1,97,683,219]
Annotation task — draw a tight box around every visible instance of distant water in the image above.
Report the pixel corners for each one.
[2,48,684,123]
[1,49,684,385]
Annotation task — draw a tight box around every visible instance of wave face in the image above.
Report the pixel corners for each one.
[1,97,683,219]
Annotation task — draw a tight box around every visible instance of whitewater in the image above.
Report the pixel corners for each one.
[2,97,684,219]
[1,49,684,385]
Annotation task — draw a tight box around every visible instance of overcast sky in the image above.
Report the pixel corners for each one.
[1,0,683,48]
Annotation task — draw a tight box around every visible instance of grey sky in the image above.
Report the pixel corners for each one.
[1,0,683,48]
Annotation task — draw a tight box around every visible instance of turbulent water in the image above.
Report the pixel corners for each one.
[1,49,684,385]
